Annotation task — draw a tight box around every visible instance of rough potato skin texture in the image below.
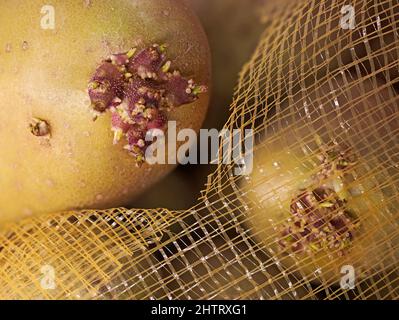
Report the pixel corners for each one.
[245,75,399,286]
[0,0,210,222]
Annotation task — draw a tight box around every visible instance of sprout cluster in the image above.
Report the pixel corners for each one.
[88,44,207,165]
[279,143,360,257]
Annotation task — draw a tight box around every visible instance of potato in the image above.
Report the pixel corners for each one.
[0,0,210,222]
[244,73,399,287]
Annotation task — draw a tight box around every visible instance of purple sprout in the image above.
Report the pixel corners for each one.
[88,44,207,165]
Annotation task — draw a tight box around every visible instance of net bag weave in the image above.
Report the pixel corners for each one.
[0,0,398,300]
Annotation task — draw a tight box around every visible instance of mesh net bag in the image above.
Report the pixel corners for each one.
[1,0,399,300]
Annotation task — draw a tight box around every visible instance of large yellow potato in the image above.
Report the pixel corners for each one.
[0,0,210,222]
[244,74,399,287]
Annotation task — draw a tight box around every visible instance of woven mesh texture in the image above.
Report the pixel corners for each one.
[0,0,398,299]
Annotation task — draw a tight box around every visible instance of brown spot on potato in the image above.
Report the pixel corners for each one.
[29,118,51,137]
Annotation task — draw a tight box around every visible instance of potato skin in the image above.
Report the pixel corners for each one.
[245,75,399,286]
[0,0,210,222]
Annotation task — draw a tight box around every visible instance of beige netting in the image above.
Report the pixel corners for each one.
[1,0,399,300]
